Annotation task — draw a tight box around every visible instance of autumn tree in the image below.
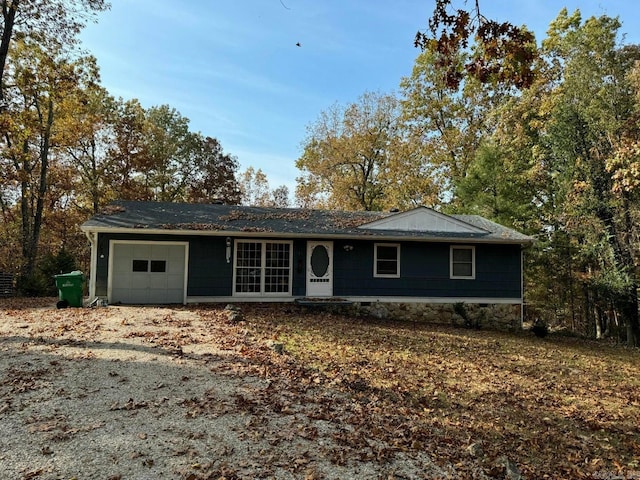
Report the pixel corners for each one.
[400,49,505,205]
[488,10,640,344]
[57,78,116,214]
[544,11,639,345]
[415,0,537,89]
[76,101,242,206]
[271,185,290,208]
[187,136,241,205]
[0,0,109,107]
[239,166,289,207]
[296,91,435,211]
[0,40,100,285]
[105,98,149,201]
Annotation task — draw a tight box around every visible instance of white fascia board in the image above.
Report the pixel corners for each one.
[80,226,529,245]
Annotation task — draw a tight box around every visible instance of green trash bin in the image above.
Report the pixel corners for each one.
[54,271,84,308]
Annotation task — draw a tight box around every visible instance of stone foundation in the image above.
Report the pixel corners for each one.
[353,302,522,331]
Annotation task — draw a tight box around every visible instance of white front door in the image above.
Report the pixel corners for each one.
[306,241,333,297]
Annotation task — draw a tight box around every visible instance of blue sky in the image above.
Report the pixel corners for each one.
[79,1,640,194]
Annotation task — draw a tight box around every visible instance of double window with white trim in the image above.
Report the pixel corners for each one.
[234,240,293,295]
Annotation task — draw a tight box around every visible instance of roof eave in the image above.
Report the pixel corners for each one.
[80,225,533,244]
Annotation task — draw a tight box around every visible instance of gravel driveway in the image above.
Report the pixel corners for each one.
[0,301,450,480]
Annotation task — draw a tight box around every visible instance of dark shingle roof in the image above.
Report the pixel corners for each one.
[81,201,533,244]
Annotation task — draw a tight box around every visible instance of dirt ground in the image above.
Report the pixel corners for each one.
[0,299,457,480]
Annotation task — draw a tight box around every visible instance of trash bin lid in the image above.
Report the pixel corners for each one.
[54,270,84,278]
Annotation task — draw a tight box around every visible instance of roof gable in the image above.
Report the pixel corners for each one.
[358,207,488,234]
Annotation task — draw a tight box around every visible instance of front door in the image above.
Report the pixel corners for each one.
[306,241,333,297]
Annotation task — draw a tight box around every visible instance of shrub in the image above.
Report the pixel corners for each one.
[18,249,78,297]
[531,320,549,338]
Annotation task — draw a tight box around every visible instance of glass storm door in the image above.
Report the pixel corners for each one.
[306,241,333,297]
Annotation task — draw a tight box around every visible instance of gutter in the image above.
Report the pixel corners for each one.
[80,225,534,246]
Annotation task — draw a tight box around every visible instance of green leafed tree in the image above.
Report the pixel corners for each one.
[489,9,640,344]
[455,141,538,231]
[138,105,201,202]
[399,48,509,206]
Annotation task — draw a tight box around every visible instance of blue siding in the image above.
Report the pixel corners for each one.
[292,240,306,296]
[333,240,521,299]
[188,237,233,296]
[95,233,522,300]
[95,233,233,297]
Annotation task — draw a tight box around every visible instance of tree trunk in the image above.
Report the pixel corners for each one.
[621,194,639,347]
[0,0,19,107]
[90,137,99,214]
[21,97,54,278]
[595,303,602,340]
[621,284,640,347]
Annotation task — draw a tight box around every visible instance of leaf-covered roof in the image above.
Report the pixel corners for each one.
[81,201,533,244]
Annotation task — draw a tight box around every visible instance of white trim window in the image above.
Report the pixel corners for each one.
[233,240,293,295]
[450,245,475,279]
[374,243,400,278]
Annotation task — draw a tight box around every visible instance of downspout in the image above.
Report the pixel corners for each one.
[84,231,98,302]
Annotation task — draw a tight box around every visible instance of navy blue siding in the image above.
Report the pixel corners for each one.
[292,240,306,296]
[95,233,521,300]
[332,240,521,299]
[188,237,233,296]
[96,233,234,297]
[96,234,307,298]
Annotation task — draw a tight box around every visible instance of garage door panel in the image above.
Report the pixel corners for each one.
[148,275,167,289]
[132,245,150,257]
[113,246,132,273]
[166,273,183,289]
[110,242,186,305]
[129,288,149,303]
[151,245,169,259]
[131,272,150,286]
[112,287,132,304]
[167,262,183,274]
[113,257,131,274]
[167,289,184,302]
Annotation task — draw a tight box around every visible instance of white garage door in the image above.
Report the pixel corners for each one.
[110,242,187,304]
